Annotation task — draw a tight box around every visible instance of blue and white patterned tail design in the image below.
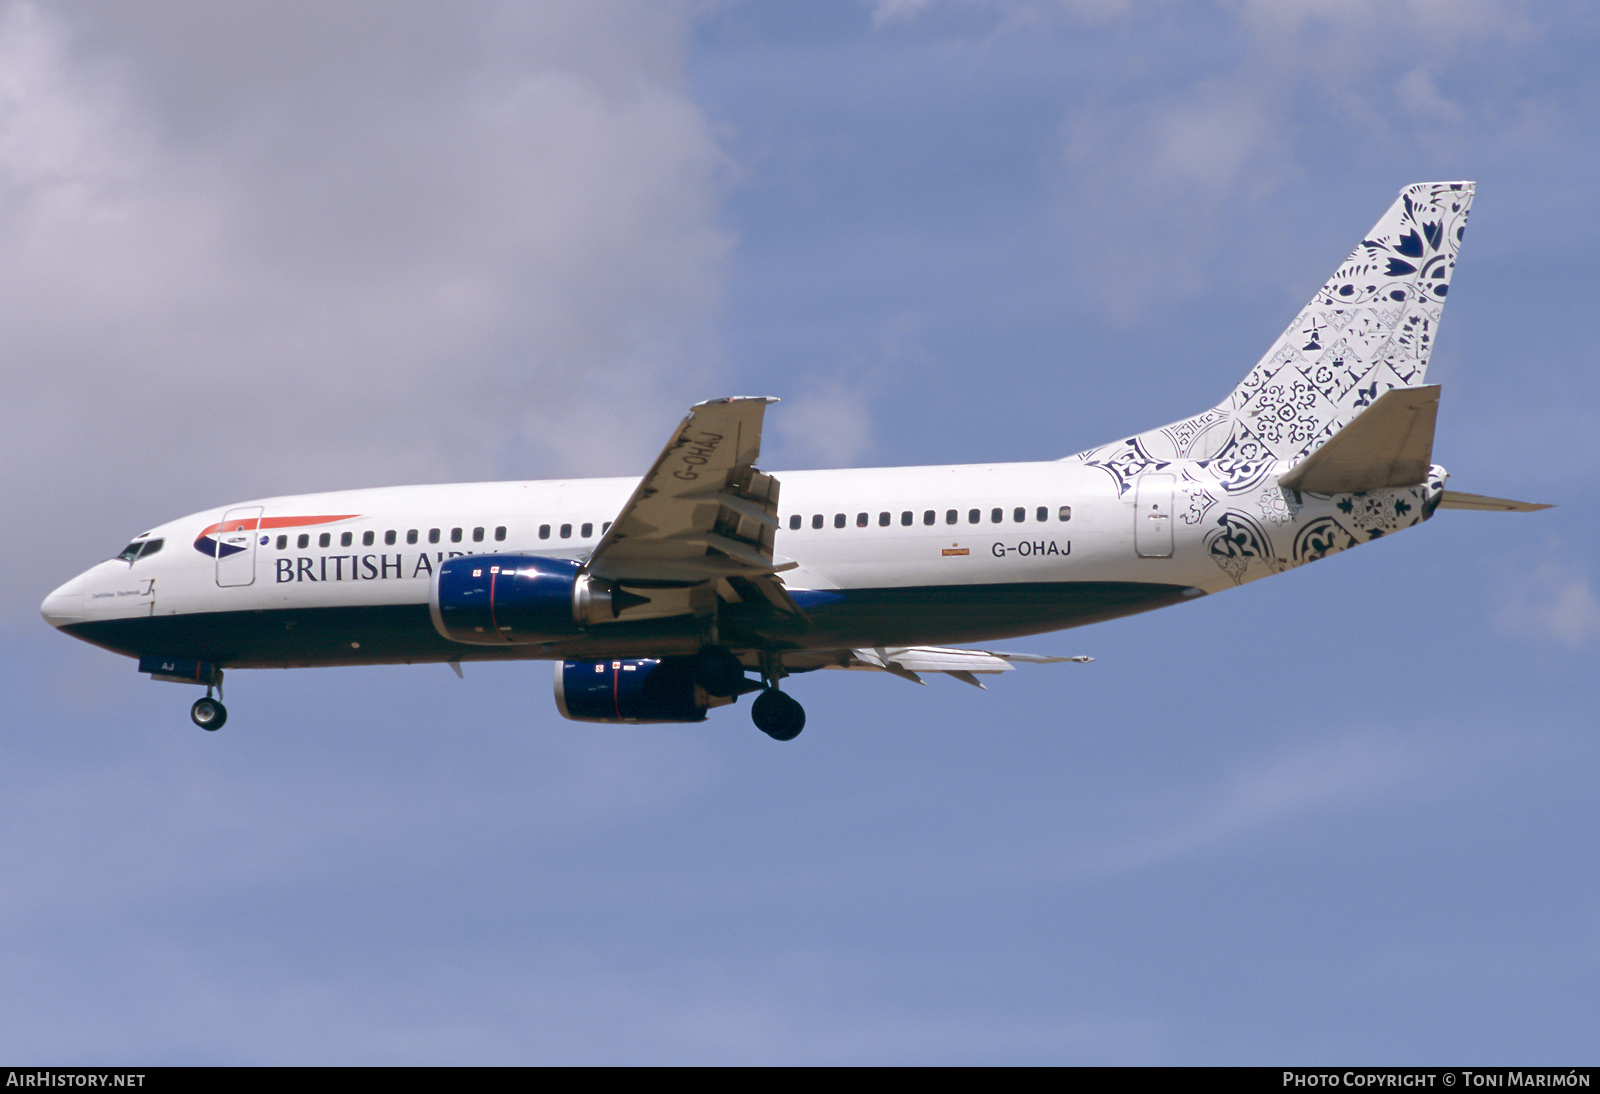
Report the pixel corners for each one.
[1071,182,1474,492]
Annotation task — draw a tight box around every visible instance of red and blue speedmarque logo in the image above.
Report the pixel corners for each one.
[194,514,360,558]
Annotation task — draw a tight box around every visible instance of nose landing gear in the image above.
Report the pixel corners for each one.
[141,658,230,731]
[190,696,227,731]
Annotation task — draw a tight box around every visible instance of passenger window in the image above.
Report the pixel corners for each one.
[340,531,353,547]
[581,523,593,538]
[834,514,846,529]
[560,524,572,539]
[968,509,980,524]
[385,530,397,546]
[878,512,890,527]
[450,527,462,543]
[812,514,824,530]
[924,510,935,526]
[363,531,375,546]
[1014,507,1025,523]
[472,527,484,542]
[856,513,868,528]
[945,510,957,525]
[901,511,912,526]
[495,526,507,541]
[1059,505,1072,521]
[298,534,311,549]
[789,515,801,530]
[991,508,1003,523]
[428,528,440,544]
[539,525,551,540]
[602,522,611,533]
[406,530,418,545]
[1036,506,1048,522]
[276,535,288,550]
[319,533,331,548]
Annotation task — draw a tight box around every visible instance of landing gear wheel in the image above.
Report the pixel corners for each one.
[751,689,805,741]
[692,644,747,698]
[191,697,227,731]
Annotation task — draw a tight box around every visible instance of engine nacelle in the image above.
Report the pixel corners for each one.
[430,554,625,645]
[553,658,712,723]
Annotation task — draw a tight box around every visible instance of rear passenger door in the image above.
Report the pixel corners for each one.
[1134,474,1174,559]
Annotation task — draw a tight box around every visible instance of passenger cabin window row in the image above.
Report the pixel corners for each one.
[538,521,609,541]
[274,526,510,551]
[270,520,614,551]
[786,506,1072,531]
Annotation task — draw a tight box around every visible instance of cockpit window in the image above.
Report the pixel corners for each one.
[115,538,164,564]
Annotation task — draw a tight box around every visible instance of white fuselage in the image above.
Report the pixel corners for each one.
[41,456,1444,670]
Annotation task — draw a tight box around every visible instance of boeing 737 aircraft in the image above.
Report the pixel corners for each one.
[41,181,1546,740]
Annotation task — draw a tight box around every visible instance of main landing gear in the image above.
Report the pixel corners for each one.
[751,688,804,741]
[749,649,805,742]
[694,644,807,741]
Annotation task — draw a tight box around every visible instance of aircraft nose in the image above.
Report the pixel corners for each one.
[41,574,87,628]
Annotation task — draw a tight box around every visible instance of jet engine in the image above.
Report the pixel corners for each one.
[430,554,636,645]
[554,657,730,723]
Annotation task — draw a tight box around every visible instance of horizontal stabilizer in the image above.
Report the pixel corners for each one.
[1278,385,1439,494]
[1437,490,1552,512]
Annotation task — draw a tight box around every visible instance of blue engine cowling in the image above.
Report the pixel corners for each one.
[430,554,625,645]
[553,658,711,723]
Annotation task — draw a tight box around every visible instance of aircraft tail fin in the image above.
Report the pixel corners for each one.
[1072,182,1475,487]
[1278,384,1438,494]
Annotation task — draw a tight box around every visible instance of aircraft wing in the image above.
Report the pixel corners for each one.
[586,398,797,607]
[838,646,1092,688]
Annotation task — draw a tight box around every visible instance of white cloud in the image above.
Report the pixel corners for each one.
[1057,77,1291,319]
[1024,0,1542,316]
[772,380,877,469]
[0,931,1156,1062]
[868,0,1155,29]
[1396,68,1466,128]
[1495,557,1600,647]
[0,1,730,621]
[869,0,938,27]
[765,311,935,469]
[0,712,714,926]
[1082,732,1434,872]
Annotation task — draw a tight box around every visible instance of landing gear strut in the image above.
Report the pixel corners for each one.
[190,696,227,731]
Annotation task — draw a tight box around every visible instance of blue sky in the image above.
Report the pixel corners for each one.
[3,0,1597,1063]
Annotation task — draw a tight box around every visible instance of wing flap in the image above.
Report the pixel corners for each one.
[843,646,1092,685]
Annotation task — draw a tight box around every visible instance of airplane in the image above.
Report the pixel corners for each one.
[41,180,1548,741]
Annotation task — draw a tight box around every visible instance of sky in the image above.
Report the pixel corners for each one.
[3,0,1598,1064]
